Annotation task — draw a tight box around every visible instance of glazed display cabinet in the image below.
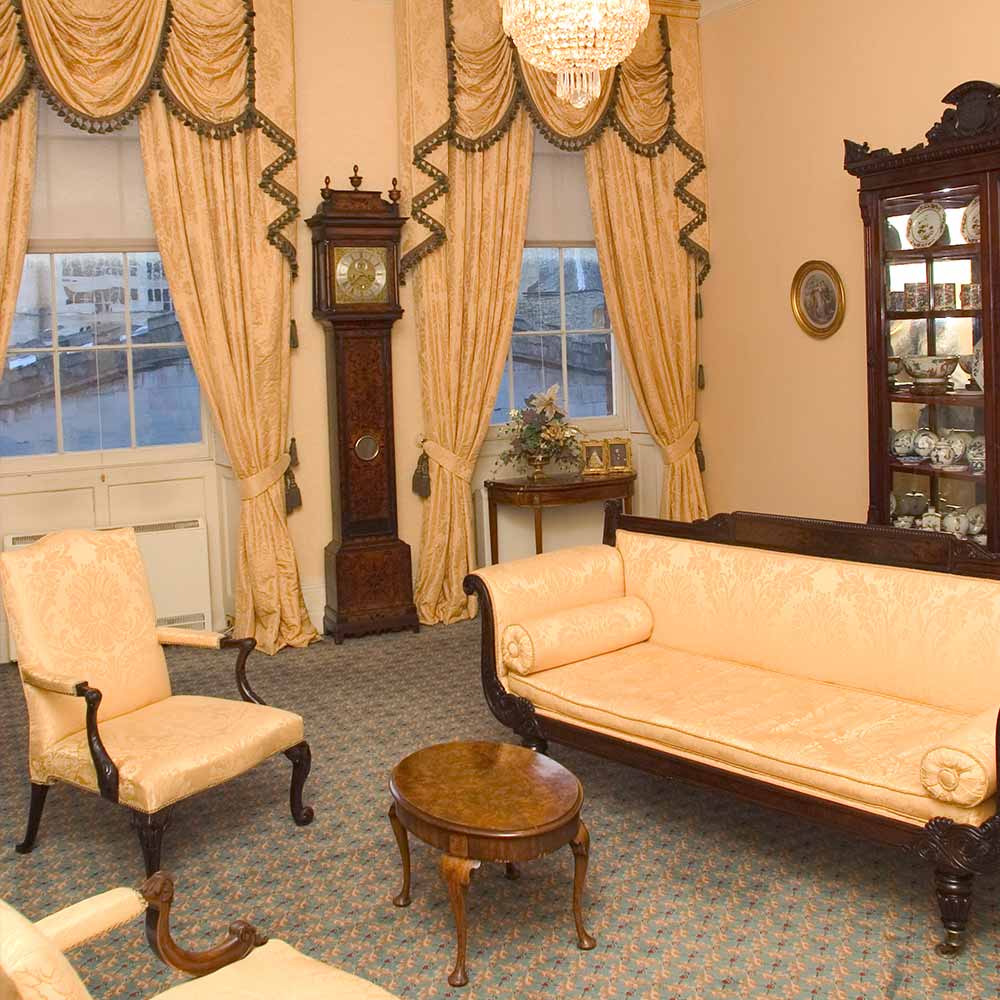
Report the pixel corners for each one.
[845,82,1000,554]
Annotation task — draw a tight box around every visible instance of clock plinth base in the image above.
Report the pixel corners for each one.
[324,609,421,645]
[323,538,419,644]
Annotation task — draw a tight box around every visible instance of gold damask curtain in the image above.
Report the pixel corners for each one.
[0,0,313,653]
[397,0,710,622]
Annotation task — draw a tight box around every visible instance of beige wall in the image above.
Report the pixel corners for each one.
[698,0,1000,521]
[289,0,423,625]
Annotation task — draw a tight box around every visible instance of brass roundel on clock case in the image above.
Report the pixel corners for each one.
[354,434,380,461]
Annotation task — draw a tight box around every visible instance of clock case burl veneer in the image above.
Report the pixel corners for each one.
[845,81,1000,562]
[307,178,418,642]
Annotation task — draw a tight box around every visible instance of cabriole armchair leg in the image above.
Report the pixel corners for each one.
[131,808,173,878]
[15,782,50,854]
[283,741,314,826]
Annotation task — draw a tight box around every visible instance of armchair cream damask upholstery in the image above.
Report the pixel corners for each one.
[1,529,314,875]
[0,875,399,999]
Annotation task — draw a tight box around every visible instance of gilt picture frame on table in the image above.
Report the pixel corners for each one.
[606,438,633,473]
[791,260,845,338]
[581,440,609,476]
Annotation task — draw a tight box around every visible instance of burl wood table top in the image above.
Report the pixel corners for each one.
[390,741,582,840]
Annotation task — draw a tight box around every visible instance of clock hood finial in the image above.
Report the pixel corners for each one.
[350,165,363,189]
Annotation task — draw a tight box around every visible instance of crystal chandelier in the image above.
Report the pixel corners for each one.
[502,0,650,109]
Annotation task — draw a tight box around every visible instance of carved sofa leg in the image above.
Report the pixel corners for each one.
[283,741,315,826]
[15,783,50,854]
[913,815,1000,956]
[131,808,173,878]
[934,866,975,956]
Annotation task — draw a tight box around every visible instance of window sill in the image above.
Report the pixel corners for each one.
[0,440,212,478]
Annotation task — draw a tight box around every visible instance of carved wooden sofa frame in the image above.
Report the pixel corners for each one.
[463,505,1000,955]
[16,637,314,877]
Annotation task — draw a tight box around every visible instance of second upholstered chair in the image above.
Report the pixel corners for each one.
[1,528,314,875]
[0,873,399,999]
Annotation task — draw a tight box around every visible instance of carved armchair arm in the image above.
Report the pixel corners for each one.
[36,888,145,952]
[220,636,265,705]
[75,681,120,802]
[156,626,225,649]
[155,628,263,706]
[20,667,85,696]
[22,671,119,802]
[140,871,266,976]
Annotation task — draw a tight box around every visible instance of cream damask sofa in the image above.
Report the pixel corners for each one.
[0,873,398,999]
[464,507,1000,956]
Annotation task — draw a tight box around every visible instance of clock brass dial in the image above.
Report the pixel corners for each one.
[333,246,389,304]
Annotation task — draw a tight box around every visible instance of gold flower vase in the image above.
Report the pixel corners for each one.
[528,454,547,481]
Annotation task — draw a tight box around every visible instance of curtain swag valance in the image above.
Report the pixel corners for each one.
[400,0,709,285]
[0,0,298,273]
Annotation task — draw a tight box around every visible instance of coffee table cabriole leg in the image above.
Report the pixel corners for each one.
[440,855,480,987]
[570,820,596,950]
[388,804,411,907]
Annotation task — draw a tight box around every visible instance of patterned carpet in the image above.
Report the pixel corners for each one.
[1,620,998,1000]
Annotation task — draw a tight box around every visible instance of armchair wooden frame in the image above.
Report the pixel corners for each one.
[16,634,314,876]
[463,503,1000,955]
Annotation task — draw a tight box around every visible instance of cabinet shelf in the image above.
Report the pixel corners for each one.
[888,388,984,406]
[888,459,984,482]
[886,310,980,320]
[884,245,980,262]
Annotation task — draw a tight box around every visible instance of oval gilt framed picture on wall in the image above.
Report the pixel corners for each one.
[791,260,845,338]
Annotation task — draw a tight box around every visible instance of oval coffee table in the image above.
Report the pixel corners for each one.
[388,740,595,987]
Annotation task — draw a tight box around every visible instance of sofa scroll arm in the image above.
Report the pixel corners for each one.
[140,871,266,976]
[220,636,264,705]
[462,574,547,752]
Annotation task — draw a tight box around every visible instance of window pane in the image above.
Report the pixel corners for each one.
[129,252,182,344]
[11,254,52,350]
[60,350,131,451]
[0,353,57,456]
[133,347,201,446]
[567,333,613,418]
[563,247,607,330]
[55,253,127,347]
[514,247,561,331]
[512,334,563,408]
[491,358,511,424]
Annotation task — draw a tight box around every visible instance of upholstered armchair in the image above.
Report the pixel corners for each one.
[0,872,399,998]
[1,528,314,876]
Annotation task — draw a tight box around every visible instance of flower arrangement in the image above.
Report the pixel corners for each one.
[496,384,581,479]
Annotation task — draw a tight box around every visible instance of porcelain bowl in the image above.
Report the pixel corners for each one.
[901,354,959,381]
[959,354,976,376]
[888,356,903,377]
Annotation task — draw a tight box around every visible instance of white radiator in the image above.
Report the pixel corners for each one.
[1,519,213,662]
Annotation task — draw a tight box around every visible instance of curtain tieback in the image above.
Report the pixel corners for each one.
[239,453,291,501]
[664,422,699,465]
[423,439,474,483]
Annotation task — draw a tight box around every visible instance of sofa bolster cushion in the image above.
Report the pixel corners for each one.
[501,596,653,676]
[920,710,998,807]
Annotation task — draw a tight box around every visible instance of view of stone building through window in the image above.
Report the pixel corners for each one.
[492,245,614,423]
[1,251,201,456]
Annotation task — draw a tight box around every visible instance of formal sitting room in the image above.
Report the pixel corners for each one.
[1,1,999,998]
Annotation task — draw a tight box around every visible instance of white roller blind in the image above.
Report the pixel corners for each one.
[29,97,155,249]
[525,131,594,244]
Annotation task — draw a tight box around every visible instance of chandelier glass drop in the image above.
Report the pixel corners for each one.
[502,0,650,109]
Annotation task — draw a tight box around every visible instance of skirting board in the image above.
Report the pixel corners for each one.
[301,582,326,636]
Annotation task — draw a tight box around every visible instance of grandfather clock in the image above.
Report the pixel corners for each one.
[307,168,419,643]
